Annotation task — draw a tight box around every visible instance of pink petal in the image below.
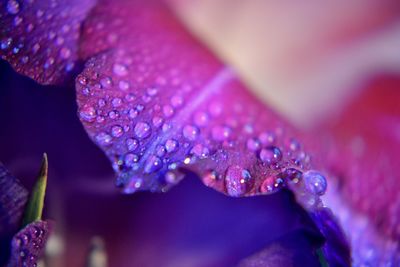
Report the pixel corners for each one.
[0,0,96,85]
[76,0,325,204]
[313,75,400,263]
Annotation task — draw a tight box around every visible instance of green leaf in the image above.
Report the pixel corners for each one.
[317,248,329,267]
[22,153,48,227]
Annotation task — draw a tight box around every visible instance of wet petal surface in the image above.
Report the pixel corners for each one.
[0,0,96,84]
[76,0,322,201]
[7,220,52,266]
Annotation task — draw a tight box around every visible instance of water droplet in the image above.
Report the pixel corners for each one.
[125,93,135,102]
[13,16,22,26]
[146,87,158,96]
[259,147,282,164]
[126,138,138,151]
[109,111,119,119]
[124,153,139,167]
[260,177,276,193]
[193,112,208,127]
[212,126,231,141]
[7,0,20,15]
[36,9,44,18]
[100,77,112,88]
[113,63,128,76]
[171,95,183,107]
[32,43,40,53]
[191,144,209,158]
[79,105,96,122]
[111,98,122,107]
[152,116,163,128]
[144,155,162,173]
[59,47,71,59]
[259,132,276,145]
[134,122,151,139]
[165,139,178,153]
[111,125,123,137]
[128,109,138,119]
[183,125,199,141]
[44,57,55,69]
[156,145,166,157]
[288,138,301,151]
[225,165,253,197]
[119,80,130,90]
[96,132,112,146]
[279,168,302,184]
[26,23,34,33]
[163,105,174,117]
[1,38,12,50]
[165,171,181,184]
[20,56,29,64]
[247,138,260,151]
[303,170,327,195]
[98,99,106,107]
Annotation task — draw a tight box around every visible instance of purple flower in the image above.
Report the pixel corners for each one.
[1,0,399,266]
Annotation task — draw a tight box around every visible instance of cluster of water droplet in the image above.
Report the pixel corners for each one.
[0,0,94,83]
[12,222,49,267]
[76,52,330,197]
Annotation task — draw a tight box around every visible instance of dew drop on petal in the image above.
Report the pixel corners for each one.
[259,147,282,164]
[119,80,130,90]
[193,111,208,127]
[7,0,20,15]
[144,155,162,173]
[225,165,253,197]
[126,138,138,151]
[165,139,178,153]
[96,132,112,146]
[212,126,231,141]
[113,63,128,76]
[134,122,151,139]
[247,138,260,151]
[163,105,174,117]
[111,125,123,137]
[79,105,96,122]
[182,125,199,141]
[303,170,327,195]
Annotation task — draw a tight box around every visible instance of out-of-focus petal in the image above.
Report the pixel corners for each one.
[314,75,400,265]
[171,0,400,127]
[0,162,28,266]
[237,230,323,267]
[0,0,96,84]
[7,220,52,267]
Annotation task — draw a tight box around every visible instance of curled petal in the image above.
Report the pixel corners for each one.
[238,230,324,267]
[7,220,52,267]
[77,0,318,199]
[0,0,96,84]
[76,1,350,263]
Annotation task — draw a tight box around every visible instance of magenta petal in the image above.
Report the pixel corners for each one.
[7,220,52,267]
[316,76,400,264]
[0,0,96,84]
[0,162,28,237]
[76,0,322,198]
